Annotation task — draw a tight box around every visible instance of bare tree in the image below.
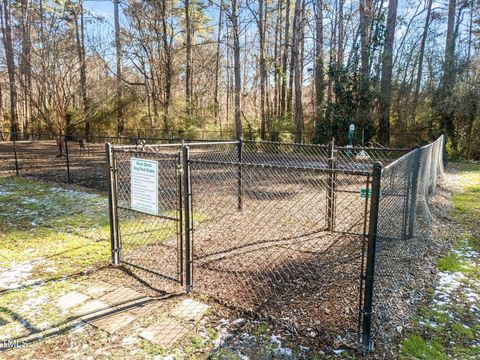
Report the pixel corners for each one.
[440,0,457,146]
[258,0,267,139]
[72,0,89,138]
[114,0,124,135]
[314,0,324,129]
[378,0,398,146]
[411,0,433,124]
[230,0,243,138]
[280,0,291,119]
[185,0,193,119]
[358,0,372,139]
[1,0,18,139]
[20,0,32,137]
[292,0,303,143]
[214,0,224,130]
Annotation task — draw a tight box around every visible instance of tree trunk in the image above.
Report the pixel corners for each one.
[185,0,193,120]
[467,0,473,62]
[440,0,457,148]
[337,0,344,66]
[20,0,32,138]
[214,0,224,129]
[292,0,303,143]
[273,0,282,122]
[358,0,372,142]
[411,0,433,125]
[258,0,267,139]
[314,0,324,129]
[114,0,124,136]
[280,0,291,119]
[1,0,18,139]
[378,0,398,146]
[231,0,243,138]
[161,0,172,132]
[73,1,89,139]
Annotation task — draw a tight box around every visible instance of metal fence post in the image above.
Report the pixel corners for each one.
[361,161,382,354]
[183,145,194,293]
[237,138,243,211]
[12,129,19,176]
[64,134,71,183]
[408,148,421,238]
[106,143,119,265]
[327,150,337,231]
[442,133,448,166]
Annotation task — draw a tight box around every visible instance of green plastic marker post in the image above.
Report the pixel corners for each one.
[347,123,355,157]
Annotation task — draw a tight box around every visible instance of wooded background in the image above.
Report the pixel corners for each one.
[0,0,479,158]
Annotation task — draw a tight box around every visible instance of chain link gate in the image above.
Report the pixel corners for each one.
[106,144,186,288]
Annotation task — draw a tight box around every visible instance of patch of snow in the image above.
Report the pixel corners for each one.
[270,334,282,347]
[20,295,47,312]
[274,347,293,358]
[231,318,246,327]
[0,262,33,289]
[72,322,86,333]
[157,355,175,360]
[239,332,254,341]
[236,351,249,360]
[37,321,50,330]
[122,335,139,346]
[50,187,98,199]
[217,318,229,327]
[333,349,346,355]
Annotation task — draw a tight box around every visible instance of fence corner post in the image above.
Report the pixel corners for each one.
[237,138,243,211]
[442,133,448,166]
[327,151,337,231]
[361,161,382,355]
[106,143,119,265]
[64,134,71,183]
[12,129,19,176]
[183,145,193,293]
[408,148,421,238]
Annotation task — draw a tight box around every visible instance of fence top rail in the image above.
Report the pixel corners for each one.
[243,139,330,148]
[243,139,410,152]
[336,146,411,152]
[382,135,444,171]
[110,140,240,151]
[190,158,373,176]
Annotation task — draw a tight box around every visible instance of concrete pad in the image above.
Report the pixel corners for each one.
[57,291,90,310]
[127,300,158,317]
[99,286,146,306]
[74,299,111,318]
[139,318,188,348]
[89,311,137,334]
[80,281,114,298]
[169,298,209,322]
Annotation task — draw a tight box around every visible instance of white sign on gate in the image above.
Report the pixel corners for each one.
[131,158,158,215]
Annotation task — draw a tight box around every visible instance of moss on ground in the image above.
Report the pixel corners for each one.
[400,163,480,359]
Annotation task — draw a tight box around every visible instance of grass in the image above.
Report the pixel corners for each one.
[0,177,112,341]
[400,335,448,360]
[0,176,212,359]
[399,163,480,359]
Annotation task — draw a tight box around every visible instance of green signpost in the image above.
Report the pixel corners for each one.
[360,188,372,198]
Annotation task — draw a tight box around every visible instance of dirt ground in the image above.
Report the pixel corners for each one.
[0,140,108,192]
[111,152,372,352]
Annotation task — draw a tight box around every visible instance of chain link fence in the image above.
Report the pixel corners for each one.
[1,129,445,352]
[107,137,446,353]
[370,136,445,350]
[0,132,225,191]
